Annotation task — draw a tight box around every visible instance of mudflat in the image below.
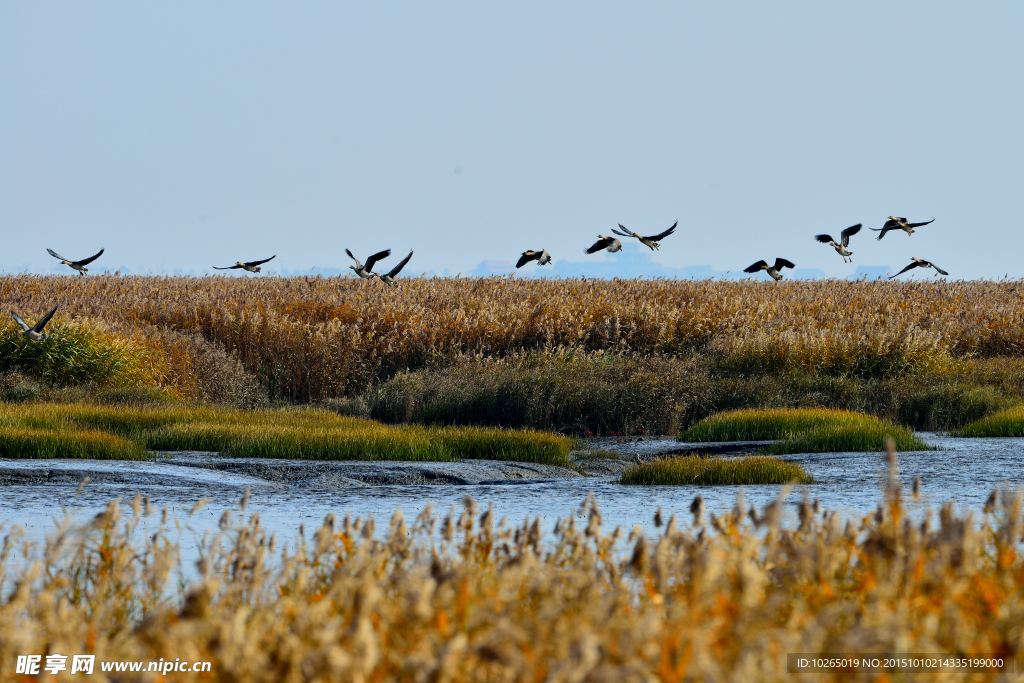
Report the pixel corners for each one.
[0,438,773,489]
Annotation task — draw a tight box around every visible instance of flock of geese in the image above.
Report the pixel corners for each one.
[526,215,945,281]
[11,215,942,342]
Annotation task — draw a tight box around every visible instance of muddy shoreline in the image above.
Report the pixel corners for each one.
[0,438,771,489]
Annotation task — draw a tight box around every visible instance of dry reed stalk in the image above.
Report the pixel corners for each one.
[0,481,1020,681]
[4,275,1024,400]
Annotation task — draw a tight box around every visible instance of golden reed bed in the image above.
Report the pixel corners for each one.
[3,275,1024,401]
[0,466,1019,681]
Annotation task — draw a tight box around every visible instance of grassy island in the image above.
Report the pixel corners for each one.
[955,405,1024,437]
[620,454,813,485]
[0,403,572,464]
[681,407,931,454]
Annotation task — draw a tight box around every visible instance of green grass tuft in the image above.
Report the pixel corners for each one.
[145,420,569,463]
[954,405,1024,437]
[0,426,145,460]
[620,454,813,486]
[0,403,571,463]
[681,408,872,441]
[764,424,930,455]
[680,407,930,453]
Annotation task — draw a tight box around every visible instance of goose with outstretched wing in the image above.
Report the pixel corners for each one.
[585,235,622,255]
[611,221,677,251]
[870,216,934,240]
[815,224,862,263]
[346,248,391,279]
[47,248,104,276]
[213,255,276,273]
[743,257,796,281]
[379,250,414,286]
[516,250,552,268]
[12,306,58,342]
[889,257,949,279]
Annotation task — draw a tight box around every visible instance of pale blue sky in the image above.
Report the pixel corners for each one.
[2,2,1021,278]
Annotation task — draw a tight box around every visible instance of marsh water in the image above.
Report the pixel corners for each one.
[1,433,1022,567]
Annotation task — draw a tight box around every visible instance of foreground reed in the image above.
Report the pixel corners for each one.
[620,454,813,485]
[0,468,1019,681]
[0,403,572,464]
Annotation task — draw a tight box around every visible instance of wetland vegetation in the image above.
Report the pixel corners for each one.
[0,471,1018,681]
[681,407,931,454]
[3,275,1024,678]
[0,403,571,464]
[3,275,1024,437]
[955,404,1024,437]
[620,453,813,485]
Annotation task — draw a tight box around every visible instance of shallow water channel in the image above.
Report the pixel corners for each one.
[1,433,1022,567]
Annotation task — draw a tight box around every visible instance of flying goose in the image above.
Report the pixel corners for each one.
[379,250,414,286]
[870,216,935,240]
[346,248,390,279]
[889,257,949,279]
[611,221,677,250]
[585,235,622,255]
[744,258,796,281]
[213,255,276,273]
[814,224,862,263]
[516,250,552,268]
[12,306,58,342]
[47,248,104,276]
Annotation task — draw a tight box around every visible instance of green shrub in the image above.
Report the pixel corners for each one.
[0,372,41,403]
[320,396,371,418]
[365,352,714,436]
[899,384,1016,431]
[0,321,157,388]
